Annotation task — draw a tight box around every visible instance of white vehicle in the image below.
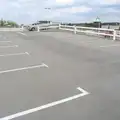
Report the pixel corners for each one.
[28,21,52,31]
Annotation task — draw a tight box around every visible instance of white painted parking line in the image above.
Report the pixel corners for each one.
[0,45,18,48]
[0,52,29,57]
[79,41,93,43]
[0,63,48,74]
[0,87,89,120]
[25,52,30,55]
[100,44,120,48]
[0,41,11,43]
[17,32,27,36]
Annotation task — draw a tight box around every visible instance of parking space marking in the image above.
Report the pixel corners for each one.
[0,63,48,74]
[79,41,93,43]
[0,45,18,48]
[0,52,29,57]
[0,87,89,120]
[0,41,11,43]
[17,32,27,36]
[100,44,120,48]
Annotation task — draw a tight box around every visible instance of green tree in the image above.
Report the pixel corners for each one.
[0,19,19,27]
[0,18,4,26]
[7,20,19,27]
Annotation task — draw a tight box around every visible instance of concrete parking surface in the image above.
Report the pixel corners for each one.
[0,30,120,120]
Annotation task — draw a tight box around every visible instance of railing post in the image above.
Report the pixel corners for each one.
[58,24,61,29]
[37,25,40,32]
[74,26,77,34]
[50,22,52,25]
[21,26,24,31]
[113,30,116,41]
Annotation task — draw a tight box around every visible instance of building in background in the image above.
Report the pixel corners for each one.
[93,17,102,28]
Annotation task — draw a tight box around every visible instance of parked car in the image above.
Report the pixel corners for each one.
[27,25,37,31]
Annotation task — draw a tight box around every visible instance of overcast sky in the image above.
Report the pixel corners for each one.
[0,0,120,24]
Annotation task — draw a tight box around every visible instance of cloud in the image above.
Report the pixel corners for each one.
[56,6,92,13]
[100,0,120,5]
[0,0,120,24]
[56,0,74,5]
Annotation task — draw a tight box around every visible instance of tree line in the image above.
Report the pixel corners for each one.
[0,18,19,27]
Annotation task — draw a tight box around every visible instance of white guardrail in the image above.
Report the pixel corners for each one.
[30,23,120,40]
[59,25,120,40]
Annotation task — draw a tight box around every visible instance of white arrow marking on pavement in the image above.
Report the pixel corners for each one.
[0,87,89,120]
[0,63,48,74]
[0,45,18,48]
[17,32,27,36]
[0,52,30,57]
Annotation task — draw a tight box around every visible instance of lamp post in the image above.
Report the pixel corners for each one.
[44,8,52,23]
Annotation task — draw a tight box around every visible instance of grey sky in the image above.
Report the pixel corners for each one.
[0,0,120,24]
